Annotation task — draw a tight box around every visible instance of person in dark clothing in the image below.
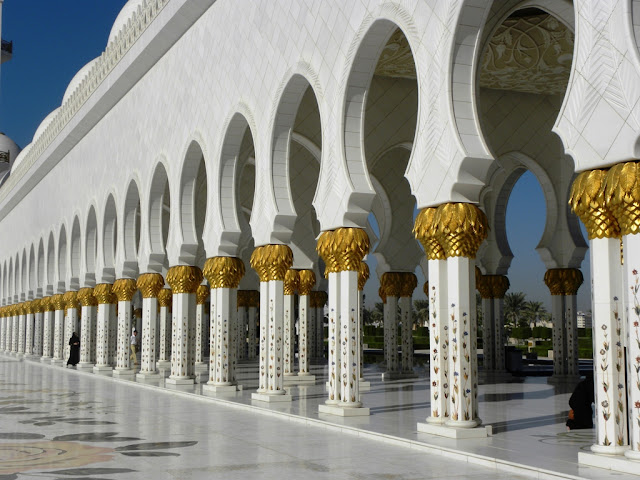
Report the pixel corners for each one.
[566,375,594,430]
[67,332,80,367]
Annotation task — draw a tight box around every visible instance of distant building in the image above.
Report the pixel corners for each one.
[577,311,592,329]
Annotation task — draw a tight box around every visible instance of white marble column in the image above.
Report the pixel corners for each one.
[77,288,97,371]
[24,302,35,356]
[136,274,164,381]
[381,272,401,379]
[62,291,79,363]
[51,294,65,365]
[41,298,54,361]
[166,266,203,385]
[7,309,14,352]
[317,228,370,416]
[156,288,172,369]
[326,271,340,401]
[237,303,247,361]
[17,304,26,356]
[0,311,6,351]
[257,281,268,392]
[399,275,417,376]
[297,270,316,381]
[32,300,43,357]
[315,292,326,360]
[112,279,137,377]
[477,275,510,375]
[624,232,640,459]
[428,261,448,423]
[194,284,209,373]
[93,284,115,374]
[250,245,293,402]
[283,269,298,378]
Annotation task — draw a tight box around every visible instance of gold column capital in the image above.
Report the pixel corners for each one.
[297,270,316,296]
[399,272,417,297]
[203,257,245,289]
[137,273,165,299]
[310,290,327,308]
[50,294,65,311]
[196,285,209,305]
[112,278,138,302]
[332,227,370,272]
[31,299,42,313]
[93,284,114,304]
[157,288,173,308]
[544,268,583,296]
[380,272,404,298]
[358,262,369,292]
[77,288,97,307]
[605,161,640,236]
[378,285,387,304]
[423,282,429,297]
[570,169,620,239]
[134,308,142,319]
[432,203,488,258]
[250,245,293,282]
[41,297,54,312]
[483,275,510,299]
[413,207,445,260]
[63,291,79,312]
[317,231,339,275]
[284,269,299,295]
[166,266,203,294]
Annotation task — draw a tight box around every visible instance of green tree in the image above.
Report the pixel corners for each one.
[504,292,526,327]
[522,301,547,328]
[413,299,429,327]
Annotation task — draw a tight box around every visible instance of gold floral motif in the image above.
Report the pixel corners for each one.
[157,288,173,308]
[297,270,316,296]
[284,269,299,295]
[166,266,203,294]
[332,228,369,272]
[31,299,43,313]
[41,297,53,312]
[196,285,209,305]
[77,288,97,307]
[544,268,583,296]
[569,169,619,239]
[62,291,79,312]
[316,231,339,275]
[93,284,114,305]
[250,245,293,282]
[413,207,445,260]
[357,262,369,292]
[50,294,65,311]
[380,272,404,298]
[203,257,245,289]
[399,273,417,297]
[604,161,640,236]
[112,278,138,302]
[136,273,164,299]
[432,203,488,258]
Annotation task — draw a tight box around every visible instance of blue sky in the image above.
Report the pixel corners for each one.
[0,1,591,312]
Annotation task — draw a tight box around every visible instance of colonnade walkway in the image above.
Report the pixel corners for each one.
[0,356,634,480]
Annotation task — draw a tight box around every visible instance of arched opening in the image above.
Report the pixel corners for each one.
[102,195,118,282]
[178,141,207,266]
[37,239,45,296]
[46,232,55,294]
[85,207,98,285]
[122,180,141,277]
[148,162,170,272]
[20,250,27,299]
[8,258,14,301]
[28,244,36,295]
[58,225,68,292]
[70,216,81,290]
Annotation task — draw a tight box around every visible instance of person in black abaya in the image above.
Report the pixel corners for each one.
[67,332,80,367]
[566,374,594,430]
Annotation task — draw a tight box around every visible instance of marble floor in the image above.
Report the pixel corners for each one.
[0,356,637,480]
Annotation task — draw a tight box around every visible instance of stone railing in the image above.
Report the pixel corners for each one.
[0,0,170,204]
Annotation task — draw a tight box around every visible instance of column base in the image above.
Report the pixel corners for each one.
[203,384,238,394]
[76,362,94,372]
[359,379,371,391]
[92,365,113,375]
[113,368,135,378]
[417,422,491,438]
[479,370,513,384]
[284,374,316,385]
[194,362,208,374]
[166,376,195,386]
[318,404,370,417]
[157,360,170,369]
[50,359,64,366]
[40,356,52,363]
[580,451,640,475]
[251,392,292,403]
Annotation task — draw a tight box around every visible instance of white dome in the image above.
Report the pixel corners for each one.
[33,108,61,143]
[10,143,32,173]
[0,133,21,170]
[108,0,144,45]
[62,58,99,104]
